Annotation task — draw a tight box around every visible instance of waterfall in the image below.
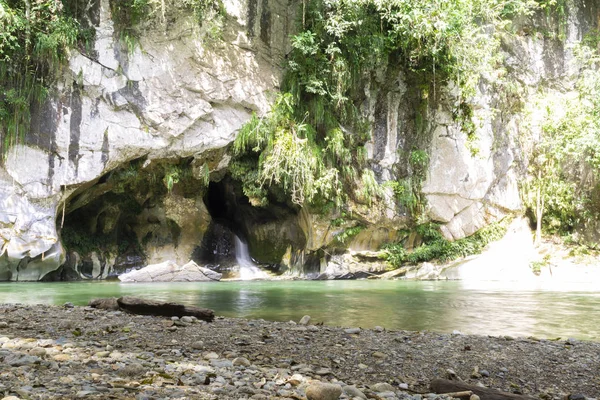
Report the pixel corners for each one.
[234,235,268,280]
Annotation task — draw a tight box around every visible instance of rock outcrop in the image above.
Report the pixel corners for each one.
[119,260,222,282]
[0,0,291,280]
[0,0,597,280]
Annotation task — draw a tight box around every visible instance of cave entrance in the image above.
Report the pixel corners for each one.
[54,157,208,281]
[203,181,231,222]
[194,179,241,272]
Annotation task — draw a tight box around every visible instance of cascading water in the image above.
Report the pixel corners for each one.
[234,235,268,280]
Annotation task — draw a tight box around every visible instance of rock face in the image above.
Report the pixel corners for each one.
[0,0,597,280]
[119,260,222,282]
[0,0,291,280]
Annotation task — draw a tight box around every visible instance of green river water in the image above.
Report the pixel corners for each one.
[0,280,598,340]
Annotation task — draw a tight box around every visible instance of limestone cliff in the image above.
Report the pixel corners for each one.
[0,0,291,280]
[0,0,597,280]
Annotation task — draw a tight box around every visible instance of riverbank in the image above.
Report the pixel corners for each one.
[0,304,598,400]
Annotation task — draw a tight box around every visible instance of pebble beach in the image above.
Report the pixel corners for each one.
[0,303,598,400]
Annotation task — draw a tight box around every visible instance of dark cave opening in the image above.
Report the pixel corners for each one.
[194,180,239,270]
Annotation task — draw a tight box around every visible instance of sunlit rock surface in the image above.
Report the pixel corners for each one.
[119,260,222,282]
[0,0,291,280]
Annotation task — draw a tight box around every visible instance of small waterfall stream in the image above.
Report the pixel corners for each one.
[234,235,268,280]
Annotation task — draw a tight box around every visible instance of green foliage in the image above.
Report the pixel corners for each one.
[232,93,343,206]
[234,0,542,211]
[0,0,80,156]
[61,225,116,256]
[524,35,600,236]
[111,0,226,52]
[384,220,509,267]
[530,254,550,275]
[386,149,429,216]
[334,225,364,244]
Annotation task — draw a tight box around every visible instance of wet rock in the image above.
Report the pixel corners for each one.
[305,382,343,400]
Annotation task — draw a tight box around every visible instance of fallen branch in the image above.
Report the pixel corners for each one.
[430,379,537,400]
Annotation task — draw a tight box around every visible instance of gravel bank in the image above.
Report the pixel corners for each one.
[0,303,598,400]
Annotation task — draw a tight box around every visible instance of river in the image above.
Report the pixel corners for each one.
[0,280,598,340]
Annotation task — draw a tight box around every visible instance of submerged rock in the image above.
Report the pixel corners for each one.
[118,260,221,282]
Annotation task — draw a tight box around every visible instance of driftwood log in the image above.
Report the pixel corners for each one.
[430,379,538,400]
[88,296,214,322]
[116,296,215,322]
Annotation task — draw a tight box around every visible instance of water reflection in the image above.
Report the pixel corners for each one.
[0,280,598,340]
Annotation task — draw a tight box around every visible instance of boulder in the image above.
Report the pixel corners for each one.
[118,260,221,283]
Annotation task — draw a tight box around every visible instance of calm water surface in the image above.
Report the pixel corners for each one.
[0,280,598,340]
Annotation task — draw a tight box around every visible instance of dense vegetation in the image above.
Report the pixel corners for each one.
[383,220,509,267]
[232,0,545,210]
[524,31,600,244]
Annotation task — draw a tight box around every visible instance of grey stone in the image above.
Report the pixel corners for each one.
[344,328,360,334]
[232,357,251,367]
[119,260,222,283]
[371,382,395,392]
[343,385,367,399]
[299,315,311,325]
[305,382,343,400]
[191,341,204,350]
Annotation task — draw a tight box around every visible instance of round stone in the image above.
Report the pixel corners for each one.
[305,382,342,400]
[232,357,251,367]
[191,341,204,350]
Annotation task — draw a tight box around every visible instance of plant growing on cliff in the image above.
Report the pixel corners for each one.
[0,0,80,156]
[233,0,541,212]
[111,0,226,52]
[383,219,509,267]
[232,94,342,206]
